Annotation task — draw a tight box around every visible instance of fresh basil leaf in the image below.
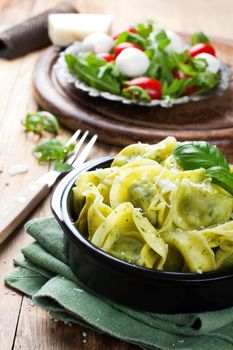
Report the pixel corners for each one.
[191,31,210,45]
[114,31,146,48]
[173,141,229,171]
[206,166,233,195]
[65,53,121,95]
[132,20,154,38]
[122,86,151,102]
[173,142,233,195]
[33,139,75,165]
[22,111,60,135]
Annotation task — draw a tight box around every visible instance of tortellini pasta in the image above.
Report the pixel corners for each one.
[72,137,233,273]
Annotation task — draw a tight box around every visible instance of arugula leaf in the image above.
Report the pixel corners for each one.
[114,31,146,48]
[33,139,75,171]
[155,29,171,50]
[192,71,220,94]
[191,31,210,45]
[65,53,121,95]
[146,50,175,83]
[173,141,229,171]
[147,29,171,52]
[173,141,233,195]
[162,78,193,98]
[22,111,60,135]
[122,86,151,102]
[132,20,154,39]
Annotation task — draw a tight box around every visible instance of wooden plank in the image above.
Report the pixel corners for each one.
[14,298,137,350]
[0,1,53,349]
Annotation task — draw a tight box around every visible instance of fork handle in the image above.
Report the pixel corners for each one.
[0,179,50,244]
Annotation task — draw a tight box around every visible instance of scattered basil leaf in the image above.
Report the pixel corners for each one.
[33,139,75,171]
[173,141,229,170]
[22,111,60,135]
[122,86,151,102]
[65,53,121,95]
[191,31,210,45]
[54,160,73,172]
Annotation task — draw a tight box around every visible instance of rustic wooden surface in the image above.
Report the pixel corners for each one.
[1,1,233,349]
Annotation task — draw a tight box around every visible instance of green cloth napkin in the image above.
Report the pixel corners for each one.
[5,218,233,350]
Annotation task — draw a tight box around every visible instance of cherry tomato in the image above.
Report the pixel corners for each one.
[183,85,198,96]
[188,43,216,57]
[129,27,137,34]
[124,77,162,99]
[114,42,144,57]
[97,53,115,62]
[112,27,136,40]
[173,68,188,79]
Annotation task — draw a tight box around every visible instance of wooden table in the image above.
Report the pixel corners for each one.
[1,1,233,349]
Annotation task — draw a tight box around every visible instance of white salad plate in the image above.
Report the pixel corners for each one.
[54,41,232,108]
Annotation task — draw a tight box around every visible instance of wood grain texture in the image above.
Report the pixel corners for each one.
[1,0,233,349]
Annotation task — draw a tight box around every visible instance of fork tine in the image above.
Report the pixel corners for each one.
[66,130,89,165]
[72,134,98,168]
[66,129,81,146]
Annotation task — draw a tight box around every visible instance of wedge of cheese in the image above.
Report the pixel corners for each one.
[48,13,113,47]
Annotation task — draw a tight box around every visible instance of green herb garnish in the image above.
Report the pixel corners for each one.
[131,20,154,39]
[65,53,122,95]
[22,111,60,135]
[173,141,233,195]
[33,139,75,171]
[122,86,151,102]
[114,31,146,48]
[191,31,210,45]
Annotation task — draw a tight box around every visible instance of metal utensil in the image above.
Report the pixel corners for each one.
[0,129,97,245]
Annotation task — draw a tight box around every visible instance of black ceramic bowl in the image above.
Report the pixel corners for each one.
[51,156,233,314]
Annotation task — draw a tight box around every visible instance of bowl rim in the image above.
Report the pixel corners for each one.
[51,156,233,282]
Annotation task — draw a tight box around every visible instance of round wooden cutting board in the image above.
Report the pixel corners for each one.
[33,37,233,156]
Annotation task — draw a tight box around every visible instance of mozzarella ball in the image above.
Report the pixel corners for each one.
[195,53,222,73]
[165,30,187,53]
[115,48,150,77]
[82,32,114,54]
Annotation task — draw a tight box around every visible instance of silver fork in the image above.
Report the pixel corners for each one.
[0,130,97,245]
